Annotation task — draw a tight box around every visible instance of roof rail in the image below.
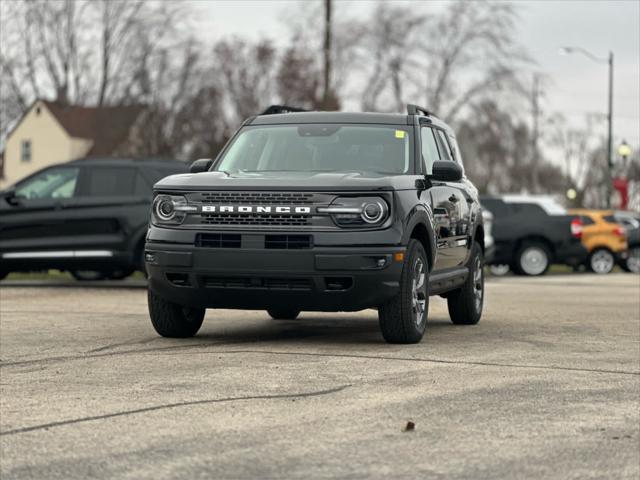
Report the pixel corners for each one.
[407,104,438,118]
[261,105,308,115]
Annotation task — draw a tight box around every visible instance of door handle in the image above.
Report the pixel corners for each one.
[449,194,459,203]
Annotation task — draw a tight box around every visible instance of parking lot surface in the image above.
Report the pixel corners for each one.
[1,274,639,479]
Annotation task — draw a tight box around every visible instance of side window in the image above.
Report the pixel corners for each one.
[420,127,440,175]
[15,167,79,200]
[134,172,152,195]
[510,203,546,217]
[435,130,454,161]
[82,167,136,197]
[21,140,32,162]
[481,199,510,217]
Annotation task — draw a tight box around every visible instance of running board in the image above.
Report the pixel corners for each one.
[429,267,469,295]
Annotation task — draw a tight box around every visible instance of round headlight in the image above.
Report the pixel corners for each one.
[362,201,384,223]
[155,197,175,220]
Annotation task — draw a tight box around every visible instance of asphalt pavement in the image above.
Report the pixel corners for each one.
[0,273,639,479]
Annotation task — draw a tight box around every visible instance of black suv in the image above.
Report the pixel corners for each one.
[145,105,485,344]
[0,158,187,280]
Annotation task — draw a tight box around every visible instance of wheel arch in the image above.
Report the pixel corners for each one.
[403,211,436,271]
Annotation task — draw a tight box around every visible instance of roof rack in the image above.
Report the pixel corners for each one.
[261,105,308,115]
[407,104,438,118]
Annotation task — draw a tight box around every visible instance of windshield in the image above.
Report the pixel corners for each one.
[215,124,412,174]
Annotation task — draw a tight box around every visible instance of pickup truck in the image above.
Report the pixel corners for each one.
[480,195,587,275]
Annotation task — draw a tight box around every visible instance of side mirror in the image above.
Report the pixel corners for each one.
[431,160,463,182]
[2,188,20,206]
[189,158,213,174]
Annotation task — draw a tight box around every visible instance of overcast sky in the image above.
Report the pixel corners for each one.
[190,0,640,147]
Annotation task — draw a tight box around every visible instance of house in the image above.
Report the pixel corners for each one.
[0,100,146,188]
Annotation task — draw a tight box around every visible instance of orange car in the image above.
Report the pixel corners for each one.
[568,209,628,274]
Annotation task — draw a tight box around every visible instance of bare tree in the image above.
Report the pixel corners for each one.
[214,38,278,123]
[418,1,527,121]
[359,3,426,112]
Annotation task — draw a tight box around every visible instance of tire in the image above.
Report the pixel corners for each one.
[147,289,205,338]
[622,247,640,273]
[378,239,428,344]
[489,264,510,276]
[588,248,615,274]
[447,242,484,325]
[108,269,134,280]
[71,270,108,281]
[267,309,300,320]
[514,242,550,276]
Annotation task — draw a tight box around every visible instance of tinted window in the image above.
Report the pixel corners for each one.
[134,172,152,195]
[435,130,454,161]
[602,214,617,224]
[15,167,79,199]
[581,216,595,226]
[510,203,547,217]
[481,199,510,217]
[84,167,136,196]
[420,127,440,175]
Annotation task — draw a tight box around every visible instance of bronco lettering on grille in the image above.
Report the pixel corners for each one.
[201,205,312,214]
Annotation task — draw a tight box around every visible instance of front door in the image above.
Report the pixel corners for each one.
[0,165,81,268]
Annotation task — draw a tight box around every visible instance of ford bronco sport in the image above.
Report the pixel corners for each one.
[144,105,485,344]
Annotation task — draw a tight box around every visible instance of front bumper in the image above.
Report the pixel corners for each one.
[145,241,405,311]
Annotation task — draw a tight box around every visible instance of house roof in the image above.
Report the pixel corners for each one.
[42,101,145,155]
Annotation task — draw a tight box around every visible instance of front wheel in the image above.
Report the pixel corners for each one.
[447,242,484,325]
[378,239,428,344]
[70,270,108,281]
[148,289,205,338]
[589,248,615,274]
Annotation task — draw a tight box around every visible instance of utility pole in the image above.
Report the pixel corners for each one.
[606,51,614,209]
[322,0,332,109]
[531,74,541,194]
[558,47,615,208]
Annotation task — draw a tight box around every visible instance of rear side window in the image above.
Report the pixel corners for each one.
[134,172,152,195]
[602,214,617,224]
[481,199,510,217]
[581,216,595,226]
[509,203,547,217]
[83,167,136,197]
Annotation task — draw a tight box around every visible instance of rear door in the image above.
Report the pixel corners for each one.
[71,165,151,255]
[0,166,82,262]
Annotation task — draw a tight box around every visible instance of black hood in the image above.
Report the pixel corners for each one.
[154,170,417,192]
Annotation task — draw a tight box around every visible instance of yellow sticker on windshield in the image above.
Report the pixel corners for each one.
[395,130,406,139]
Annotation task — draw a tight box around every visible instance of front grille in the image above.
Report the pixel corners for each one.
[265,235,313,249]
[195,233,241,248]
[200,192,314,204]
[201,214,310,227]
[201,276,313,291]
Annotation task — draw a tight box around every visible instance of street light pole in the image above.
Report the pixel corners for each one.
[606,51,614,208]
[559,46,615,208]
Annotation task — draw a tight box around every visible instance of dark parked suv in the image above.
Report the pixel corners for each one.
[0,158,187,280]
[145,105,485,344]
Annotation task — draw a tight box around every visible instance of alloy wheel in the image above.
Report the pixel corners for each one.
[412,257,427,326]
[520,247,548,275]
[590,249,614,274]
